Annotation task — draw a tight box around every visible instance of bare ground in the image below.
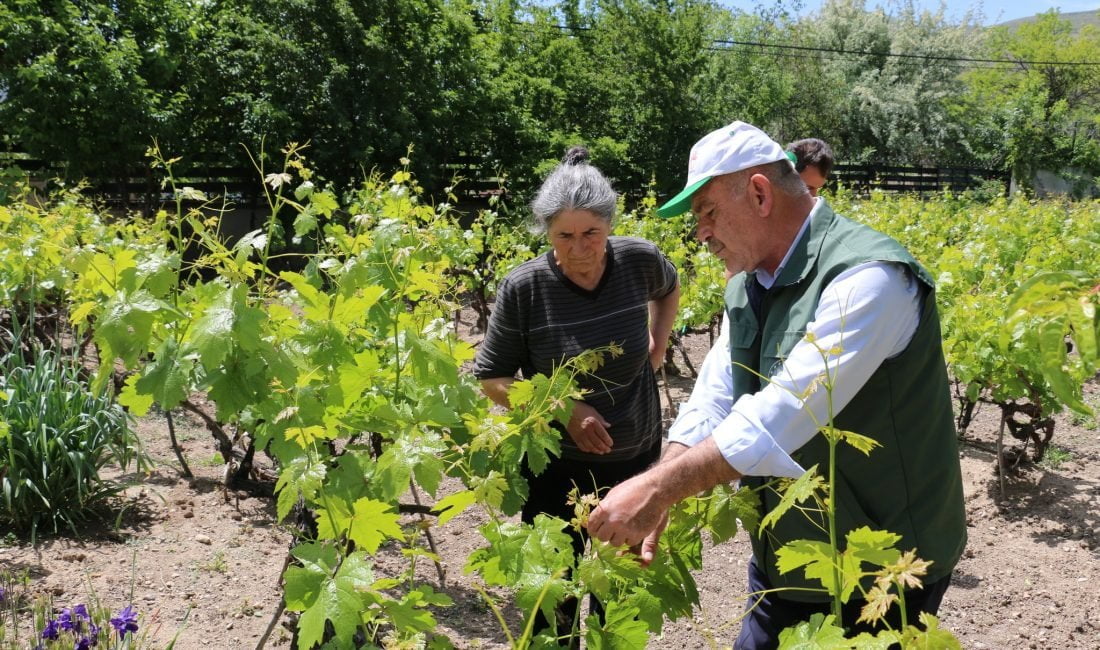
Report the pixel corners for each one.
[3,328,1100,649]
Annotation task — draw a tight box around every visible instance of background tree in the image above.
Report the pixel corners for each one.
[2,0,1096,202]
[0,0,194,183]
[175,0,490,190]
[472,0,720,197]
[584,0,718,195]
[957,11,1100,192]
[468,0,602,195]
[693,6,800,144]
[789,0,982,166]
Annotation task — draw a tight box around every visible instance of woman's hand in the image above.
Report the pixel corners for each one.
[566,401,613,454]
[648,332,665,371]
[648,284,679,372]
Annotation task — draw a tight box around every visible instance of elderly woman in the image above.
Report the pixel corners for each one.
[473,146,680,640]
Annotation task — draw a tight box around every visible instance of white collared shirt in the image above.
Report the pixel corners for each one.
[667,200,922,477]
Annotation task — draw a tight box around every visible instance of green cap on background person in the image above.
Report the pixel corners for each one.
[657,121,789,218]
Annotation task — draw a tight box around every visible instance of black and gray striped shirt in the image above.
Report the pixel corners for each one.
[474,236,678,463]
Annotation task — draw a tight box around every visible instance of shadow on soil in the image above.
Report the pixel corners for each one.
[962,444,1100,555]
[436,581,528,645]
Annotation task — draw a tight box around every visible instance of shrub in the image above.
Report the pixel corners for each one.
[0,348,142,538]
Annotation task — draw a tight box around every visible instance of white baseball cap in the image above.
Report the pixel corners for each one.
[657,121,789,218]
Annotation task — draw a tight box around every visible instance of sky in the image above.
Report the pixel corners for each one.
[717,0,1100,26]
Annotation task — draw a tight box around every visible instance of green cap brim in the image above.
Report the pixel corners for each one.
[657,176,711,218]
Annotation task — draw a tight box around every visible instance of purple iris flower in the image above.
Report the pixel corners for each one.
[81,621,102,647]
[73,604,91,620]
[109,605,139,637]
[0,586,6,603]
[58,606,83,633]
[40,618,61,640]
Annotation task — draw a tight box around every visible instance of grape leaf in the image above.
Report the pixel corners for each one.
[775,539,836,591]
[294,206,318,238]
[705,483,760,544]
[275,455,327,521]
[576,540,644,601]
[69,300,96,327]
[331,286,385,330]
[293,551,375,650]
[432,490,476,527]
[380,596,436,634]
[280,271,329,321]
[135,337,193,410]
[206,350,267,420]
[286,425,332,449]
[96,289,173,366]
[822,427,881,456]
[761,466,825,532]
[346,498,404,553]
[846,631,900,650]
[189,285,235,367]
[470,471,509,510]
[776,613,853,649]
[584,602,648,650]
[336,350,380,408]
[1038,317,1090,415]
[118,372,154,416]
[898,613,962,649]
[844,527,901,568]
[466,515,575,615]
[310,190,339,218]
[374,428,447,500]
[623,587,664,633]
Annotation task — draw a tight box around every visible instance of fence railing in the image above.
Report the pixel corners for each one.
[439,154,507,202]
[2,152,1009,213]
[0,153,268,215]
[830,163,1010,196]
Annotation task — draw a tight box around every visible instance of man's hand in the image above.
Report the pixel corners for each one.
[589,439,739,550]
[627,509,668,568]
[566,402,613,454]
[586,471,665,547]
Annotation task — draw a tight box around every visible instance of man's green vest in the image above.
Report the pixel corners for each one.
[726,202,967,603]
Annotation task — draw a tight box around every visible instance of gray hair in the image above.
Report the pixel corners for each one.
[530,147,617,233]
[763,159,810,197]
[730,160,808,198]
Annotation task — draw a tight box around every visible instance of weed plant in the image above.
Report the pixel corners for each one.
[0,346,144,539]
[1039,444,1074,470]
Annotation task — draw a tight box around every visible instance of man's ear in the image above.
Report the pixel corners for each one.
[748,173,774,217]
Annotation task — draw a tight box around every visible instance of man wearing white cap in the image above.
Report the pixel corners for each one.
[586,121,966,647]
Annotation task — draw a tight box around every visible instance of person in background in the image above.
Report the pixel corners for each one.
[587,121,965,649]
[786,137,834,197]
[473,146,680,646]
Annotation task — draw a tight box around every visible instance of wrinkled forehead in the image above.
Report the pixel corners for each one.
[689,174,736,215]
[548,208,610,232]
